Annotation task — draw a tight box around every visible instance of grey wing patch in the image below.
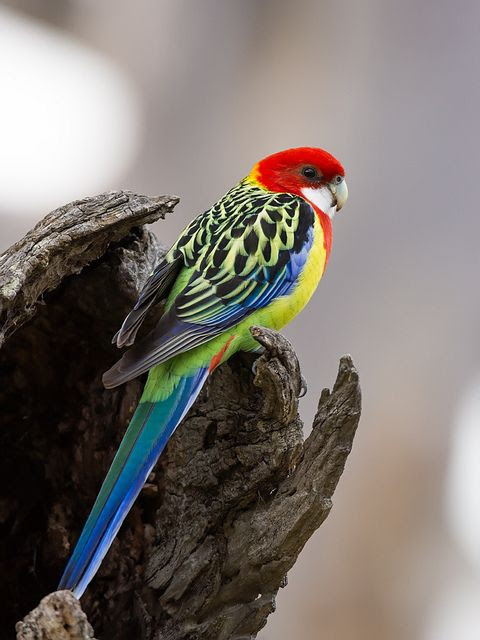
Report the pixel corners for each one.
[113,255,182,347]
[102,316,217,389]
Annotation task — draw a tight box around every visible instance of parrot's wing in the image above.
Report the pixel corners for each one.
[113,255,183,347]
[103,190,315,388]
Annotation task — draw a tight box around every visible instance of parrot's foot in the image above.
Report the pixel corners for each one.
[298,374,308,398]
[252,355,306,397]
[248,326,306,423]
[251,355,263,377]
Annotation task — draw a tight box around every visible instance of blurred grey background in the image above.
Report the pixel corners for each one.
[1,1,480,638]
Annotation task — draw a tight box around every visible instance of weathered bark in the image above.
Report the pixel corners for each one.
[16,592,95,640]
[0,192,361,640]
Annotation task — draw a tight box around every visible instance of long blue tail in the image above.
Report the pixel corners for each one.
[58,366,208,598]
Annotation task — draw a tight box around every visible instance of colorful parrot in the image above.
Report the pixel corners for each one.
[58,147,348,597]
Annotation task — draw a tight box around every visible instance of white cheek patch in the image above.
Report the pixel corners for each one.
[301,186,337,219]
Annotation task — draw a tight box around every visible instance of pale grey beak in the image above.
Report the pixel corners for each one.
[328,178,348,211]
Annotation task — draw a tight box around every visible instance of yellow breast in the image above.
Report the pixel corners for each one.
[253,215,327,331]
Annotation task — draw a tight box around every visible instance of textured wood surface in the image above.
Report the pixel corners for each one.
[0,192,361,640]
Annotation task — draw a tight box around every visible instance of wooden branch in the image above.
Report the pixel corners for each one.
[0,191,178,347]
[0,192,361,640]
[16,591,95,640]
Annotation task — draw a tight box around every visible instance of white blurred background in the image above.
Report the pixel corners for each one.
[1,1,479,638]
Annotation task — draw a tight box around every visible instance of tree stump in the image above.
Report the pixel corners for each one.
[0,191,361,640]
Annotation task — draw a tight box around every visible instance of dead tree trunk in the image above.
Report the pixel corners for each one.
[0,191,361,640]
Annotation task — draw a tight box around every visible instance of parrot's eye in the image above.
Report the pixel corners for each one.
[301,166,319,180]
[335,175,343,184]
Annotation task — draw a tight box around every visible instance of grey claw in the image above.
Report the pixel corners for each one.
[298,375,308,398]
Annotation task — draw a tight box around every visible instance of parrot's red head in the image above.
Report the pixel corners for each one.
[249,147,348,218]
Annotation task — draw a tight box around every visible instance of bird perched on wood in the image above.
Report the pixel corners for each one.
[58,147,348,597]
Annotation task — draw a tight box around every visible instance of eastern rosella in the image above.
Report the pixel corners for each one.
[58,147,348,597]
